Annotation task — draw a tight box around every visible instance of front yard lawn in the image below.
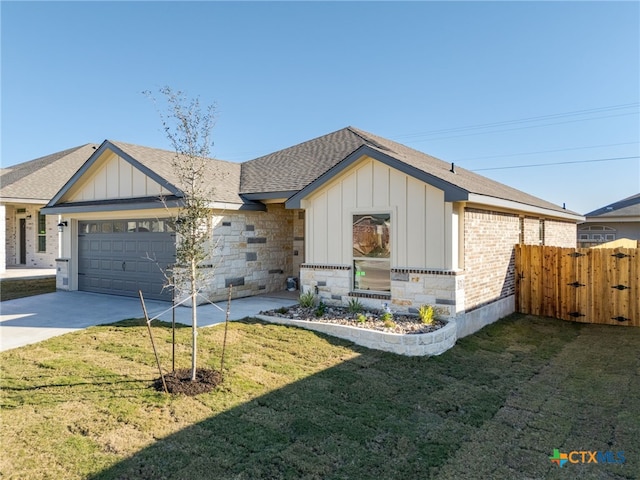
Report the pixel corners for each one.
[1,314,638,479]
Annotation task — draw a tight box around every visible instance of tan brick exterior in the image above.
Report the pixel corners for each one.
[4,204,58,268]
[544,219,577,247]
[463,208,578,312]
[463,208,520,311]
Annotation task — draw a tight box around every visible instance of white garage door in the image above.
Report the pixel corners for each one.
[78,219,176,301]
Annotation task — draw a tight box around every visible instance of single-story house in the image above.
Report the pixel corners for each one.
[578,193,640,247]
[0,144,98,272]
[41,127,583,336]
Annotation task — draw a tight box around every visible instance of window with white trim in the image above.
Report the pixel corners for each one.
[37,211,46,252]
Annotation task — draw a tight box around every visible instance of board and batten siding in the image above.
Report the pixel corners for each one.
[304,156,451,269]
[69,152,169,201]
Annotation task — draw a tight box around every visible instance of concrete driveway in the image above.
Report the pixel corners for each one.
[0,290,298,352]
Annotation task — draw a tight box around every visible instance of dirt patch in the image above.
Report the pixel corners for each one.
[261,305,447,334]
[154,368,222,395]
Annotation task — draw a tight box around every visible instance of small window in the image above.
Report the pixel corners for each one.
[353,213,391,292]
[37,212,46,252]
[113,221,127,233]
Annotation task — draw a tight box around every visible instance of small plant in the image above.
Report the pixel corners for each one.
[357,313,367,323]
[315,301,326,317]
[347,298,364,313]
[276,306,288,315]
[299,290,316,308]
[418,304,434,325]
[383,316,396,329]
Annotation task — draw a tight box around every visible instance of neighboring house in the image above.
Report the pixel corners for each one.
[578,194,640,247]
[41,127,583,336]
[0,144,98,272]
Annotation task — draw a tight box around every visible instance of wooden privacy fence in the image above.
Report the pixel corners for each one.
[515,245,639,327]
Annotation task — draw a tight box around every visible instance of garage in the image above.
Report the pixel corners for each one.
[78,219,175,301]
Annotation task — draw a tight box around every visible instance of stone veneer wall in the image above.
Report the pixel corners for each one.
[200,203,296,302]
[300,265,464,318]
[463,208,520,312]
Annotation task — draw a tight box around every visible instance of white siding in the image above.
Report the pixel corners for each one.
[70,151,168,201]
[305,156,450,269]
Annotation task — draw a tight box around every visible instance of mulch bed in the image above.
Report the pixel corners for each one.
[261,305,447,334]
[154,368,222,395]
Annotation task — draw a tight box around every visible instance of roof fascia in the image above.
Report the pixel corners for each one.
[241,191,298,201]
[467,193,585,222]
[45,141,182,207]
[0,198,49,205]
[210,201,266,212]
[285,145,469,209]
[583,216,640,223]
[40,197,182,215]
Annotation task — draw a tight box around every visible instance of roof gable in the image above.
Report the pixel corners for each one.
[45,140,246,209]
[249,126,579,217]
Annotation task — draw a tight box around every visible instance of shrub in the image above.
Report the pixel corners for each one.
[357,313,367,323]
[314,301,326,317]
[418,304,434,325]
[299,291,316,308]
[382,317,396,329]
[380,312,393,322]
[347,298,364,313]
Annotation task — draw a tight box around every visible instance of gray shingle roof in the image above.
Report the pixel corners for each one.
[109,141,244,204]
[1,144,98,201]
[9,126,579,217]
[585,193,640,218]
[240,127,366,194]
[242,126,575,215]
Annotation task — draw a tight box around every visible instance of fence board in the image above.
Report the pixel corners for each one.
[515,245,639,327]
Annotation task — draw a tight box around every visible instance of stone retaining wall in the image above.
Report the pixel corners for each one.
[255,314,457,357]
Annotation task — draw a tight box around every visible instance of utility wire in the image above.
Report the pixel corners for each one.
[452,141,640,162]
[471,155,639,172]
[391,102,639,140]
[403,112,639,144]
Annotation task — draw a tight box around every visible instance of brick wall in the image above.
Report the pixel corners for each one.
[544,219,577,247]
[463,208,520,311]
[3,205,58,268]
[522,216,542,245]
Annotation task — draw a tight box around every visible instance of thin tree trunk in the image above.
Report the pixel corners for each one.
[191,259,197,381]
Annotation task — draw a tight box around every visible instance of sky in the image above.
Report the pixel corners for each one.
[1,1,639,215]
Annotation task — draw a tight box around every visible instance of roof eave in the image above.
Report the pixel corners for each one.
[466,193,584,222]
[0,198,50,205]
[583,215,640,223]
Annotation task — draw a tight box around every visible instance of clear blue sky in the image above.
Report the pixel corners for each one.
[2,1,638,214]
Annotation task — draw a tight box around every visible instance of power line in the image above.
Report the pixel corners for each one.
[471,155,640,172]
[452,141,640,162]
[391,102,639,140]
[403,112,639,144]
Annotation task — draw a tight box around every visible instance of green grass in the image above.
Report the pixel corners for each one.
[1,314,639,479]
[0,277,56,301]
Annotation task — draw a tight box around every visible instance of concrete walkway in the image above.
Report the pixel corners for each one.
[0,267,56,280]
[0,290,299,352]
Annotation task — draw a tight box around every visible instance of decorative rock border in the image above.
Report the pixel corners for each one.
[254,314,457,357]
